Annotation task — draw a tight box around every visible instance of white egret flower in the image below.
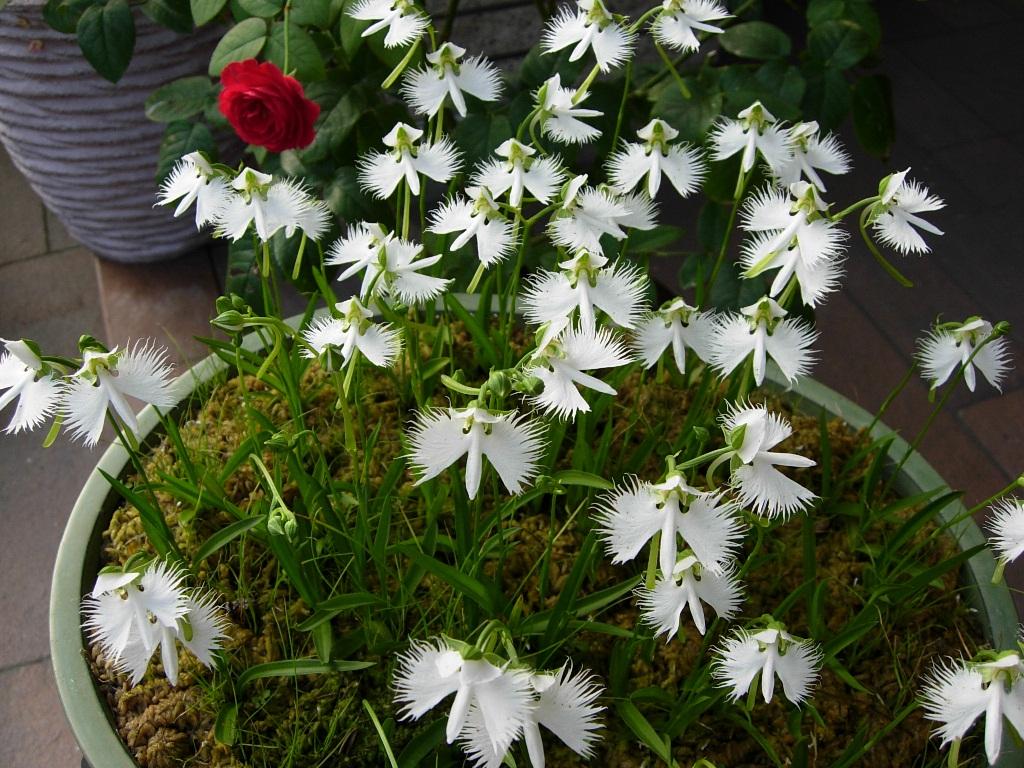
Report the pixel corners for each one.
[461,664,604,768]
[0,338,61,434]
[536,74,603,144]
[63,342,176,447]
[652,0,730,52]
[83,562,187,665]
[403,42,502,117]
[472,139,565,209]
[115,591,229,686]
[988,499,1024,565]
[525,322,632,420]
[719,402,816,518]
[616,190,660,231]
[775,121,851,192]
[870,168,945,254]
[325,224,451,306]
[349,0,428,47]
[918,317,1010,393]
[520,250,649,333]
[710,101,793,175]
[548,175,642,254]
[408,406,546,499]
[393,639,534,753]
[594,473,744,576]
[713,625,822,705]
[300,298,402,368]
[542,0,636,72]
[608,118,707,198]
[214,167,330,242]
[710,297,818,387]
[921,652,1024,765]
[633,298,716,373]
[358,122,461,199]
[739,183,847,307]
[156,151,232,228]
[428,186,515,267]
[637,554,743,639]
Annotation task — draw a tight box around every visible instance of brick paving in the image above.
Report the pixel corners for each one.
[0,0,1021,763]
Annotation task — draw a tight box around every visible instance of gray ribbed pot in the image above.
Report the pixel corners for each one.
[49,327,1022,766]
[0,2,223,262]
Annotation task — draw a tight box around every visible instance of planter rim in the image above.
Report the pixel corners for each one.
[49,306,1021,767]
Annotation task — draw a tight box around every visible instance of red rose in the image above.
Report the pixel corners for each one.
[218,59,320,153]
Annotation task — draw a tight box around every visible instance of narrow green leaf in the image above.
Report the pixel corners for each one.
[208,17,268,77]
[397,719,446,768]
[444,294,498,368]
[99,469,174,558]
[76,0,136,83]
[190,0,226,26]
[551,469,613,490]
[145,76,213,122]
[399,546,497,613]
[296,592,383,631]
[236,658,373,691]
[192,516,265,566]
[363,700,400,768]
[213,703,237,745]
[617,701,674,764]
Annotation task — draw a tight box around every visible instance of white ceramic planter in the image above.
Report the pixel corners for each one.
[49,307,1023,766]
[0,3,225,262]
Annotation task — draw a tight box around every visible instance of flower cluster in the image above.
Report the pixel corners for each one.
[6,0,1018,765]
[83,561,228,685]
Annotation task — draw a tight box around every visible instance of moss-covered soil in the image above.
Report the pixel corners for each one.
[87,361,978,768]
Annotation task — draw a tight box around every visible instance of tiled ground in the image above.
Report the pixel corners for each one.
[0,0,1021,764]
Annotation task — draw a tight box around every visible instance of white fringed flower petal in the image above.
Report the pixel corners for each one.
[408,407,546,499]
[713,627,821,705]
[651,0,730,52]
[987,499,1024,564]
[0,340,61,434]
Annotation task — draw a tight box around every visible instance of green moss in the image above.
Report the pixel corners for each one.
[88,363,977,767]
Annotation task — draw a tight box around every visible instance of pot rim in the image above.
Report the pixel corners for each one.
[49,304,1021,767]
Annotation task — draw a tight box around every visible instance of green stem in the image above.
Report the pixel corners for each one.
[573,64,601,105]
[968,477,1023,517]
[283,4,291,74]
[887,330,1005,492]
[291,232,308,281]
[466,262,487,294]
[402,181,412,240]
[703,168,747,306]
[610,59,632,152]
[865,362,917,437]
[859,207,914,288]
[645,532,661,589]
[655,42,691,99]
[382,39,422,90]
[830,196,877,222]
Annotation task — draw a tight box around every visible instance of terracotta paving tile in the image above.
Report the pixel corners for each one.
[95,251,221,366]
[0,660,81,767]
[0,146,47,265]
[958,389,1024,480]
